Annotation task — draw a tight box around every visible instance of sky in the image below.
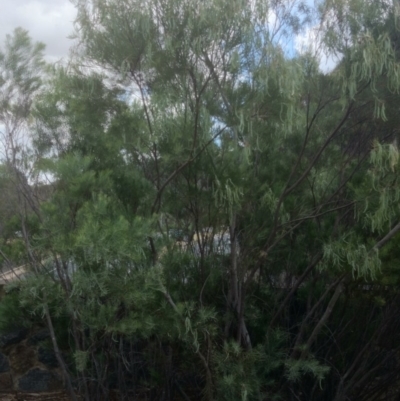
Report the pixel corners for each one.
[0,0,77,63]
[295,24,341,73]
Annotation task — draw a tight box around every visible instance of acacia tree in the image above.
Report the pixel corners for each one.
[3,0,400,400]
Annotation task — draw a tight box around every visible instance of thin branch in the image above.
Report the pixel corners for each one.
[373,220,400,250]
[301,279,344,359]
[268,253,323,329]
[151,125,227,214]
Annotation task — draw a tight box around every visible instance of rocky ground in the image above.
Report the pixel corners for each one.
[0,392,70,400]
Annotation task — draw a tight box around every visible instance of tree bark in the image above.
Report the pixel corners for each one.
[300,281,344,359]
[44,304,78,401]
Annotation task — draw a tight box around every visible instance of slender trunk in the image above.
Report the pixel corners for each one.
[291,274,344,358]
[230,216,239,308]
[224,217,239,339]
[44,304,78,401]
[333,379,345,401]
[300,281,344,359]
[269,254,322,329]
[197,347,214,401]
[71,319,90,401]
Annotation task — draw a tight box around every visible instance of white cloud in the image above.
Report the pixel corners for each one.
[0,0,76,62]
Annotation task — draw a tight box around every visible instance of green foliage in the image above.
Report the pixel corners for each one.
[0,289,33,333]
[214,330,289,401]
[284,358,330,385]
[0,27,45,120]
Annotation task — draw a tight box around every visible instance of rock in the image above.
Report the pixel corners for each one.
[18,368,62,392]
[0,352,10,372]
[38,346,58,368]
[0,371,12,390]
[0,328,28,347]
[27,329,50,346]
[8,343,35,374]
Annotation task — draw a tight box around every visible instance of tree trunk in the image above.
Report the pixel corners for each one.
[44,304,78,401]
[301,281,344,359]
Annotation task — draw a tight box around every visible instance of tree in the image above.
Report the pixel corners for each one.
[3,0,400,400]
[0,29,79,401]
